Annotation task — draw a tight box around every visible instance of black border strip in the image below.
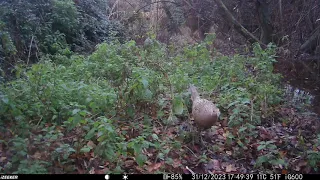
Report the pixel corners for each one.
[2,174,319,180]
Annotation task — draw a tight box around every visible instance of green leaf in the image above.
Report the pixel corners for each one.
[144,89,152,99]
[80,147,91,153]
[270,159,286,166]
[85,128,96,140]
[152,134,159,140]
[255,155,269,167]
[136,154,147,167]
[257,144,266,151]
[173,96,184,115]
[79,111,87,116]
[133,143,142,154]
[72,109,80,115]
[238,126,247,133]
[1,96,9,104]
[141,78,149,88]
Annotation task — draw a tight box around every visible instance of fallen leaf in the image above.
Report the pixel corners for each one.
[90,152,95,157]
[87,141,96,148]
[89,167,95,174]
[293,160,307,171]
[135,166,144,173]
[121,126,130,131]
[210,159,221,171]
[147,162,164,172]
[225,164,237,173]
[279,151,287,158]
[96,168,109,174]
[153,127,161,134]
[0,157,6,162]
[125,160,135,168]
[281,169,288,174]
[172,159,181,168]
[33,152,42,159]
[226,151,232,156]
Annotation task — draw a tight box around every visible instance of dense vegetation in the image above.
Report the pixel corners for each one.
[0,0,124,79]
[0,0,319,174]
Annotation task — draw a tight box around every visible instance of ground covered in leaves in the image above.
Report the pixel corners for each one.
[0,38,319,174]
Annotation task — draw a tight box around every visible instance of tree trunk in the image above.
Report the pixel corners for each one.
[214,0,265,47]
[162,1,181,35]
[256,0,274,44]
[300,26,320,53]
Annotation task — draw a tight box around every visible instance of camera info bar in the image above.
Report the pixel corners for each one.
[1,174,316,180]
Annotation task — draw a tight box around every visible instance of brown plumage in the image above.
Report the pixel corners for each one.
[189,84,220,130]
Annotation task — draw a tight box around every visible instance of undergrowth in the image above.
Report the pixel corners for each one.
[0,35,318,173]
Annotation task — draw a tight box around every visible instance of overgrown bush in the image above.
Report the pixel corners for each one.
[0,0,125,79]
[0,35,284,173]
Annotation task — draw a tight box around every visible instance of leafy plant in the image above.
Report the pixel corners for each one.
[255,141,288,169]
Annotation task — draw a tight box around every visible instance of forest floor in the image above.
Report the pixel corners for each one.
[1,40,320,174]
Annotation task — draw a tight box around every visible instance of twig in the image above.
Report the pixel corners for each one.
[27,35,34,65]
[185,166,195,175]
[108,0,121,20]
[36,116,43,127]
[184,145,196,156]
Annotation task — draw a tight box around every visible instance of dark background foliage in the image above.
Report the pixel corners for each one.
[0,0,125,80]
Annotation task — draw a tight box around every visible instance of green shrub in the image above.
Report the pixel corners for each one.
[0,36,284,173]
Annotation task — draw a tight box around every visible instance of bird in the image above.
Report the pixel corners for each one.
[189,84,220,144]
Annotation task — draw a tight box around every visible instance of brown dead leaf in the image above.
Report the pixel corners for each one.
[147,162,164,173]
[121,126,130,131]
[172,159,181,168]
[221,118,228,127]
[222,131,229,138]
[125,160,135,168]
[87,141,96,148]
[153,127,161,134]
[0,157,6,162]
[293,160,307,171]
[209,159,221,171]
[216,135,224,141]
[279,151,287,158]
[89,167,95,174]
[135,166,145,173]
[33,152,42,159]
[95,168,109,174]
[225,164,237,173]
[90,151,95,157]
[281,169,288,174]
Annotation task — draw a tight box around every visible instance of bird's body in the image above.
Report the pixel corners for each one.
[189,84,220,130]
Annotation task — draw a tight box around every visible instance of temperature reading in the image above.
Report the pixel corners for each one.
[270,174,281,180]
[257,174,267,180]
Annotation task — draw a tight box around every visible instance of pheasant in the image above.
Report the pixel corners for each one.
[189,84,220,143]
